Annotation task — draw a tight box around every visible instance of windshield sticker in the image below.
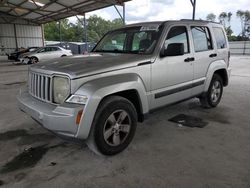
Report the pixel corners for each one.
[140,25,159,31]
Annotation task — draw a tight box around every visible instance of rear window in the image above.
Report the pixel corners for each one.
[213,27,227,49]
[191,26,213,52]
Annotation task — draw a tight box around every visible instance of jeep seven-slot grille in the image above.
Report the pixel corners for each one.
[29,72,52,102]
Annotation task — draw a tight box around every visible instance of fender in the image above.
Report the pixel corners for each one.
[74,73,149,139]
[204,60,229,92]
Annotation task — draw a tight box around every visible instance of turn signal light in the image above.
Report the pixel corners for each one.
[76,109,83,125]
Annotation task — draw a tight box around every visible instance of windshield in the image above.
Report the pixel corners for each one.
[93,25,163,54]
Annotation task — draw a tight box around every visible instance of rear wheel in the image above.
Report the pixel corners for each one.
[87,96,137,156]
[200,74,223,108]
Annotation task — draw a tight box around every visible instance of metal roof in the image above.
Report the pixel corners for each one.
[0,0,130,25]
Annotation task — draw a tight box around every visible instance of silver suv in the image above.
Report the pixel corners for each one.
[18,20,231,155]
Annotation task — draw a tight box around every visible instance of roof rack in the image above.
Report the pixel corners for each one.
[180,19,221,24]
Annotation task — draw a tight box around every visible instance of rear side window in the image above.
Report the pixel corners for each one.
[213,27,227,49]
[45,47,52,52]
[165,26,189,53]
[191,26,213,52]
[51,47,60,51]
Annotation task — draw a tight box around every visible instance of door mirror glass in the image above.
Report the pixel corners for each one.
[160,43,184,57]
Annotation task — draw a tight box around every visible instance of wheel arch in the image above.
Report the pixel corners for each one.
[99,89,144,122]
[204,60,229,92]
[214,69,228,86]
[74,73,149,139]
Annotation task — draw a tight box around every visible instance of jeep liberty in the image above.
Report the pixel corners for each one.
[18,20,231,155]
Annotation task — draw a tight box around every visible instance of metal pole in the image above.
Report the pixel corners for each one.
[114,5,124,23]
[84,14,88,53]
[13,24,18,50]
[193,0,196,20]
[123,3,125,25]
[59,20,62,46]
[190,0,196,20]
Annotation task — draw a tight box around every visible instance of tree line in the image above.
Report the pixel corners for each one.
[206,10,250,41]
[44,11,250,43]
[44,15,123,43]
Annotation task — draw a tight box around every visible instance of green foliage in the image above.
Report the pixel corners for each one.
[236,10,250,36]
[206,13,216,22]
[43,15,124,43]
[206,11,250,40]
[218,12,233,36]
[228,35,250,41]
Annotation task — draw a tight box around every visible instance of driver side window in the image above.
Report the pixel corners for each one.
[164,26,189,53]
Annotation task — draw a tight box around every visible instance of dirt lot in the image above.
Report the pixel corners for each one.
[0,56,250,188]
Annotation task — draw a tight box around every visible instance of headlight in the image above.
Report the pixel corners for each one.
[53,76,70,104]
[66,95,88,105]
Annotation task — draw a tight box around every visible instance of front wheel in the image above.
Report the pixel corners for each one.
[87,96,137,156]
[30,57,38,64]
[200,74,223,108]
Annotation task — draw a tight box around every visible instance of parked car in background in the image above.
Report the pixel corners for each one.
[6,47,39,61]
[19,46,72,64]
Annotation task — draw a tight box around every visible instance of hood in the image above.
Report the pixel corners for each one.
[20,51,36,58]
[30,53,152,79]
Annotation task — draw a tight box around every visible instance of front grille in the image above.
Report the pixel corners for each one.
[29,72,52,102]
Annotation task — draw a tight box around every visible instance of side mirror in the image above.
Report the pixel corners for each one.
[160,43,184,57]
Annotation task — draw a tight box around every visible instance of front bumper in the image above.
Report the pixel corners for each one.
[17,90,84,138]
[19,58,30,64]
[7,54,16,60]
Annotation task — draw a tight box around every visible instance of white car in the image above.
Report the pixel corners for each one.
[19,46,72,64]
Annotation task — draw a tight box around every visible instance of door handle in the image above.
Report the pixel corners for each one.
[184,57,195,62]
[209,53,217,58]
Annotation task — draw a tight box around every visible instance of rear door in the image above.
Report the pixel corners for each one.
[190,25,216,96]
[50,47,64,58]
[36,47,50,60]
[212,27,229,65]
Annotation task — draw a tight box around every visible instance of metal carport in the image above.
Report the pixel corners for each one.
[0,0,130,54]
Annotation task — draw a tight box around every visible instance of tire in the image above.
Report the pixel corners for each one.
[87,96,137,156]
[200,74,223,108]
[30,57,38,64]
[61,55,67,57]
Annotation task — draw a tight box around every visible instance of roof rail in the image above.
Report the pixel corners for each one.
[180,19,221,24]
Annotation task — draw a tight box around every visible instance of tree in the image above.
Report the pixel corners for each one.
[43,15,124,42]
[206,13,216,22]
[218,12,232,27]
[237,10,250,37]
[218,12,233,37]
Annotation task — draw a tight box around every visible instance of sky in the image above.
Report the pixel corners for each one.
[69,0,250,35]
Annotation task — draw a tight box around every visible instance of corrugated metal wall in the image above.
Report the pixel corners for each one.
[229,41,250,55]
[0,24,44,55]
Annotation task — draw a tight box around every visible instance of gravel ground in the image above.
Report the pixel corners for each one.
[0,56,250,188]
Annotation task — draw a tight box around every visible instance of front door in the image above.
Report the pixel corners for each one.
[151,25,194,109]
